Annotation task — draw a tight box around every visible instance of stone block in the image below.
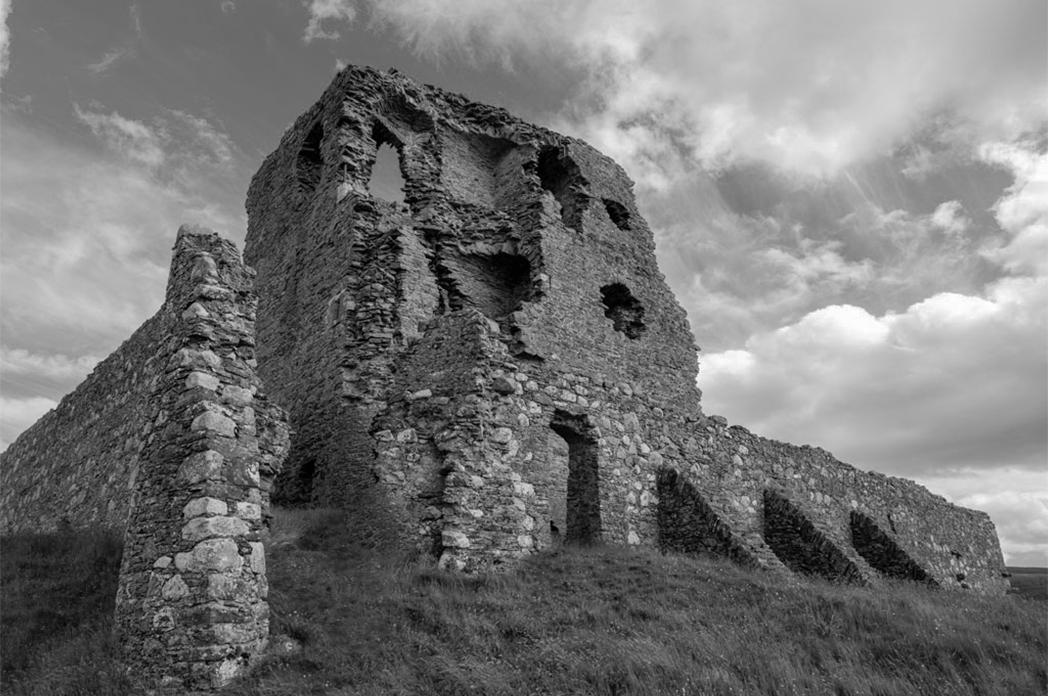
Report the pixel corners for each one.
[162,575,190,600]
[248,541,265,574]
[175,538,244,573]
[182,515,249,542]
[191,411,237,437]
[183,496,228,519]
[177,450,225,484]
[186,372,220,391]
[442,530,471,548]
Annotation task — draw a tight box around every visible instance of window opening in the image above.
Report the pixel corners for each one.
[603,199,631,230]
[600,283,646,339]
[369,143,407,205]
[537,146,584,230]
[296,122,324,195]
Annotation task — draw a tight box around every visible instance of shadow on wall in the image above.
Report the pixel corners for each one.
[850,511,938,586]
[551,410,602,545]
[655,468,758,567]
[762,490,865,584]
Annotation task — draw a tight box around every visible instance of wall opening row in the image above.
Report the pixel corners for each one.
[655,473,937,586]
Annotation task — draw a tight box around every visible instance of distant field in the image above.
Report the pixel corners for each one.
[1008,567,1048,601]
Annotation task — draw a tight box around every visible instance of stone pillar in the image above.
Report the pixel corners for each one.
[115,225,289,692]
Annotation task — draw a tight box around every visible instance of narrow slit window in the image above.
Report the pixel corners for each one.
[296,122,324,195]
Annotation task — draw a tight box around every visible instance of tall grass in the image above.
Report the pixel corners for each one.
[0,527,131,695]
[2,511,1044,695]
[230,508,1047,696]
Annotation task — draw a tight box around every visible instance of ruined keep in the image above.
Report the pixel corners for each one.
[0,66,1010,690]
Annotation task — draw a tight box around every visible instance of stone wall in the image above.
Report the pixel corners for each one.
[0,225,290,691]
[243,64,1008,595]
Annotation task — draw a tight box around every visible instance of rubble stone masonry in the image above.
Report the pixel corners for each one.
[1,226,289,692]
[0,63,1011,691]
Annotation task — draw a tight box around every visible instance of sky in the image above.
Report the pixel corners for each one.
[0,0,1045,565]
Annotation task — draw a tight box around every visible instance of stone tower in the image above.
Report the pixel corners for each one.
[245,66,702,569]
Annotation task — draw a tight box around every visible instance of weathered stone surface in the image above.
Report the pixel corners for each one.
[183,497,228,519]
[191,410,237,437]
[181,515,250,542]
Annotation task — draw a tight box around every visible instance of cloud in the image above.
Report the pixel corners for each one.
[0,107,249,366]
[931,201,969,237]
[304,0,357,42]
[0,396,57,451]
[86,48,130,75]
[978,139,1048,275]
[0,347,99,382]
[84,4,143,76]
[74,104,167,168]
[166,109,235,165]
[365,0,1046,178]
[0,0,10,78]
[700,275,1047,477]
[221,0,236,14]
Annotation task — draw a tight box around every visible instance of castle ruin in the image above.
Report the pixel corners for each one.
[0,66,1010,691]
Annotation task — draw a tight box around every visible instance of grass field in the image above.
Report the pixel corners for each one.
[2,510,1045,695]
[1006,567,1048,602]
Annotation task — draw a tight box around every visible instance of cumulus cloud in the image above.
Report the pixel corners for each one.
[701,275,1047,477]
[364,0,1046,179]
[304,0,357,42]
[978,140,1048,275]
[931,201,970,237]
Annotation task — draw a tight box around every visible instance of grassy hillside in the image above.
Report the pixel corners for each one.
[0,527,131,695]
[2,510,1045,695]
